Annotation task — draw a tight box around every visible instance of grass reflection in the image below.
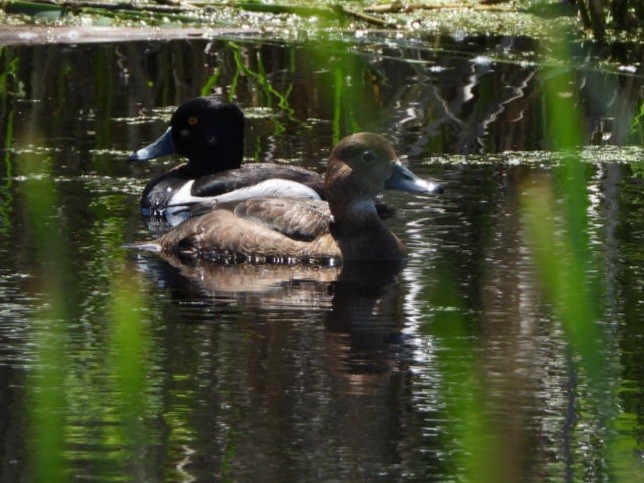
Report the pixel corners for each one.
[0,47,21,235]
[521,37,640,480]
[20,147,69,482]
[320,42,376,143]
[422,270,505,481]
[630,100,644,143]
[206,39,381,144]
[19,129,153,479]
[109,269,148,469]
[227,40,294,118]
[419,33,641,483]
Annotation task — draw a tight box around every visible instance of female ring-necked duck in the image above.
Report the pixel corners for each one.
[131,132,442,263]
[129,96,324,216]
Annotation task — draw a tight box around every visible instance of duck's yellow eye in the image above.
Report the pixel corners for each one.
[188,116,199,126]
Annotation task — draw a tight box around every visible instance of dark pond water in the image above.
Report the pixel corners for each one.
[0,31,643,481]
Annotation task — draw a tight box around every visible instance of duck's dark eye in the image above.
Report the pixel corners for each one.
[188,116,199,126]
[362,150,376,163]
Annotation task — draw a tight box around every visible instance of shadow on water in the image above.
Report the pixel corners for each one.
[0,31,642,481]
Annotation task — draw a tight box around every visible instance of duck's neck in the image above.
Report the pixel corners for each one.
[182,139,244,177]
[329,198,406,262]
[183,160,213,177]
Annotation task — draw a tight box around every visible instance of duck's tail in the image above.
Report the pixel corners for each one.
[122,240,162,252]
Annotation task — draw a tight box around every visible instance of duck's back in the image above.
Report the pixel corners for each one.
[191,163,325,198]
[141,162,325,216]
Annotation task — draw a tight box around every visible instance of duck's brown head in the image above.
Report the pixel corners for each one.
[323,133,441,262]
[325,132,442,214]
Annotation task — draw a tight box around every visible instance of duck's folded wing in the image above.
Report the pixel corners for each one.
[157,210,307,260]
[156,209,340,263]
[233,198,332,241]
[191,163,325,198]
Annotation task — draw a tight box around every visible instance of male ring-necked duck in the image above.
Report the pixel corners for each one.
[129,96,324,216]
[130,132,442,263]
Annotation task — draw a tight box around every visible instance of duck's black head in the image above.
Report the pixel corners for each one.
[171,97,244,171]
[129,96,245,175]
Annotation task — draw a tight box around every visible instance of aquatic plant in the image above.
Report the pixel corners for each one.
[520,34,640,481]
[574,0,644,40]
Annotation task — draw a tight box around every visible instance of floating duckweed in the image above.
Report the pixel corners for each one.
[0,0,594,41]
[423,146,644,167]
[243,106,279,120]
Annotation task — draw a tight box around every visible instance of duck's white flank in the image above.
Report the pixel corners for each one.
[165,179,323,225]
[170,179,321,207]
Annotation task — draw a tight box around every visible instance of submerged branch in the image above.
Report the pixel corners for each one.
[334,4,393,27]
[6,0,190,14]
[364,1,515,14]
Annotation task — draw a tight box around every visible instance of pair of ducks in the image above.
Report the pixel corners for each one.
[129,96,442,264]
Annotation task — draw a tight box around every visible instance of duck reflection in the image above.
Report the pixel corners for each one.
[135,252,403,317]
[137,251,407,470]
[324,261,406,395]
[135,251,339,308]
[135,252,407,380]
[132,244,414,478]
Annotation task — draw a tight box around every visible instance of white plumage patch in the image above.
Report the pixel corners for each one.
[165,179,322,227]
[205,179,322,204]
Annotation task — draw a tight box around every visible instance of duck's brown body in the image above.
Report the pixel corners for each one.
[140,133,442,264]
[157,207,340,263]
